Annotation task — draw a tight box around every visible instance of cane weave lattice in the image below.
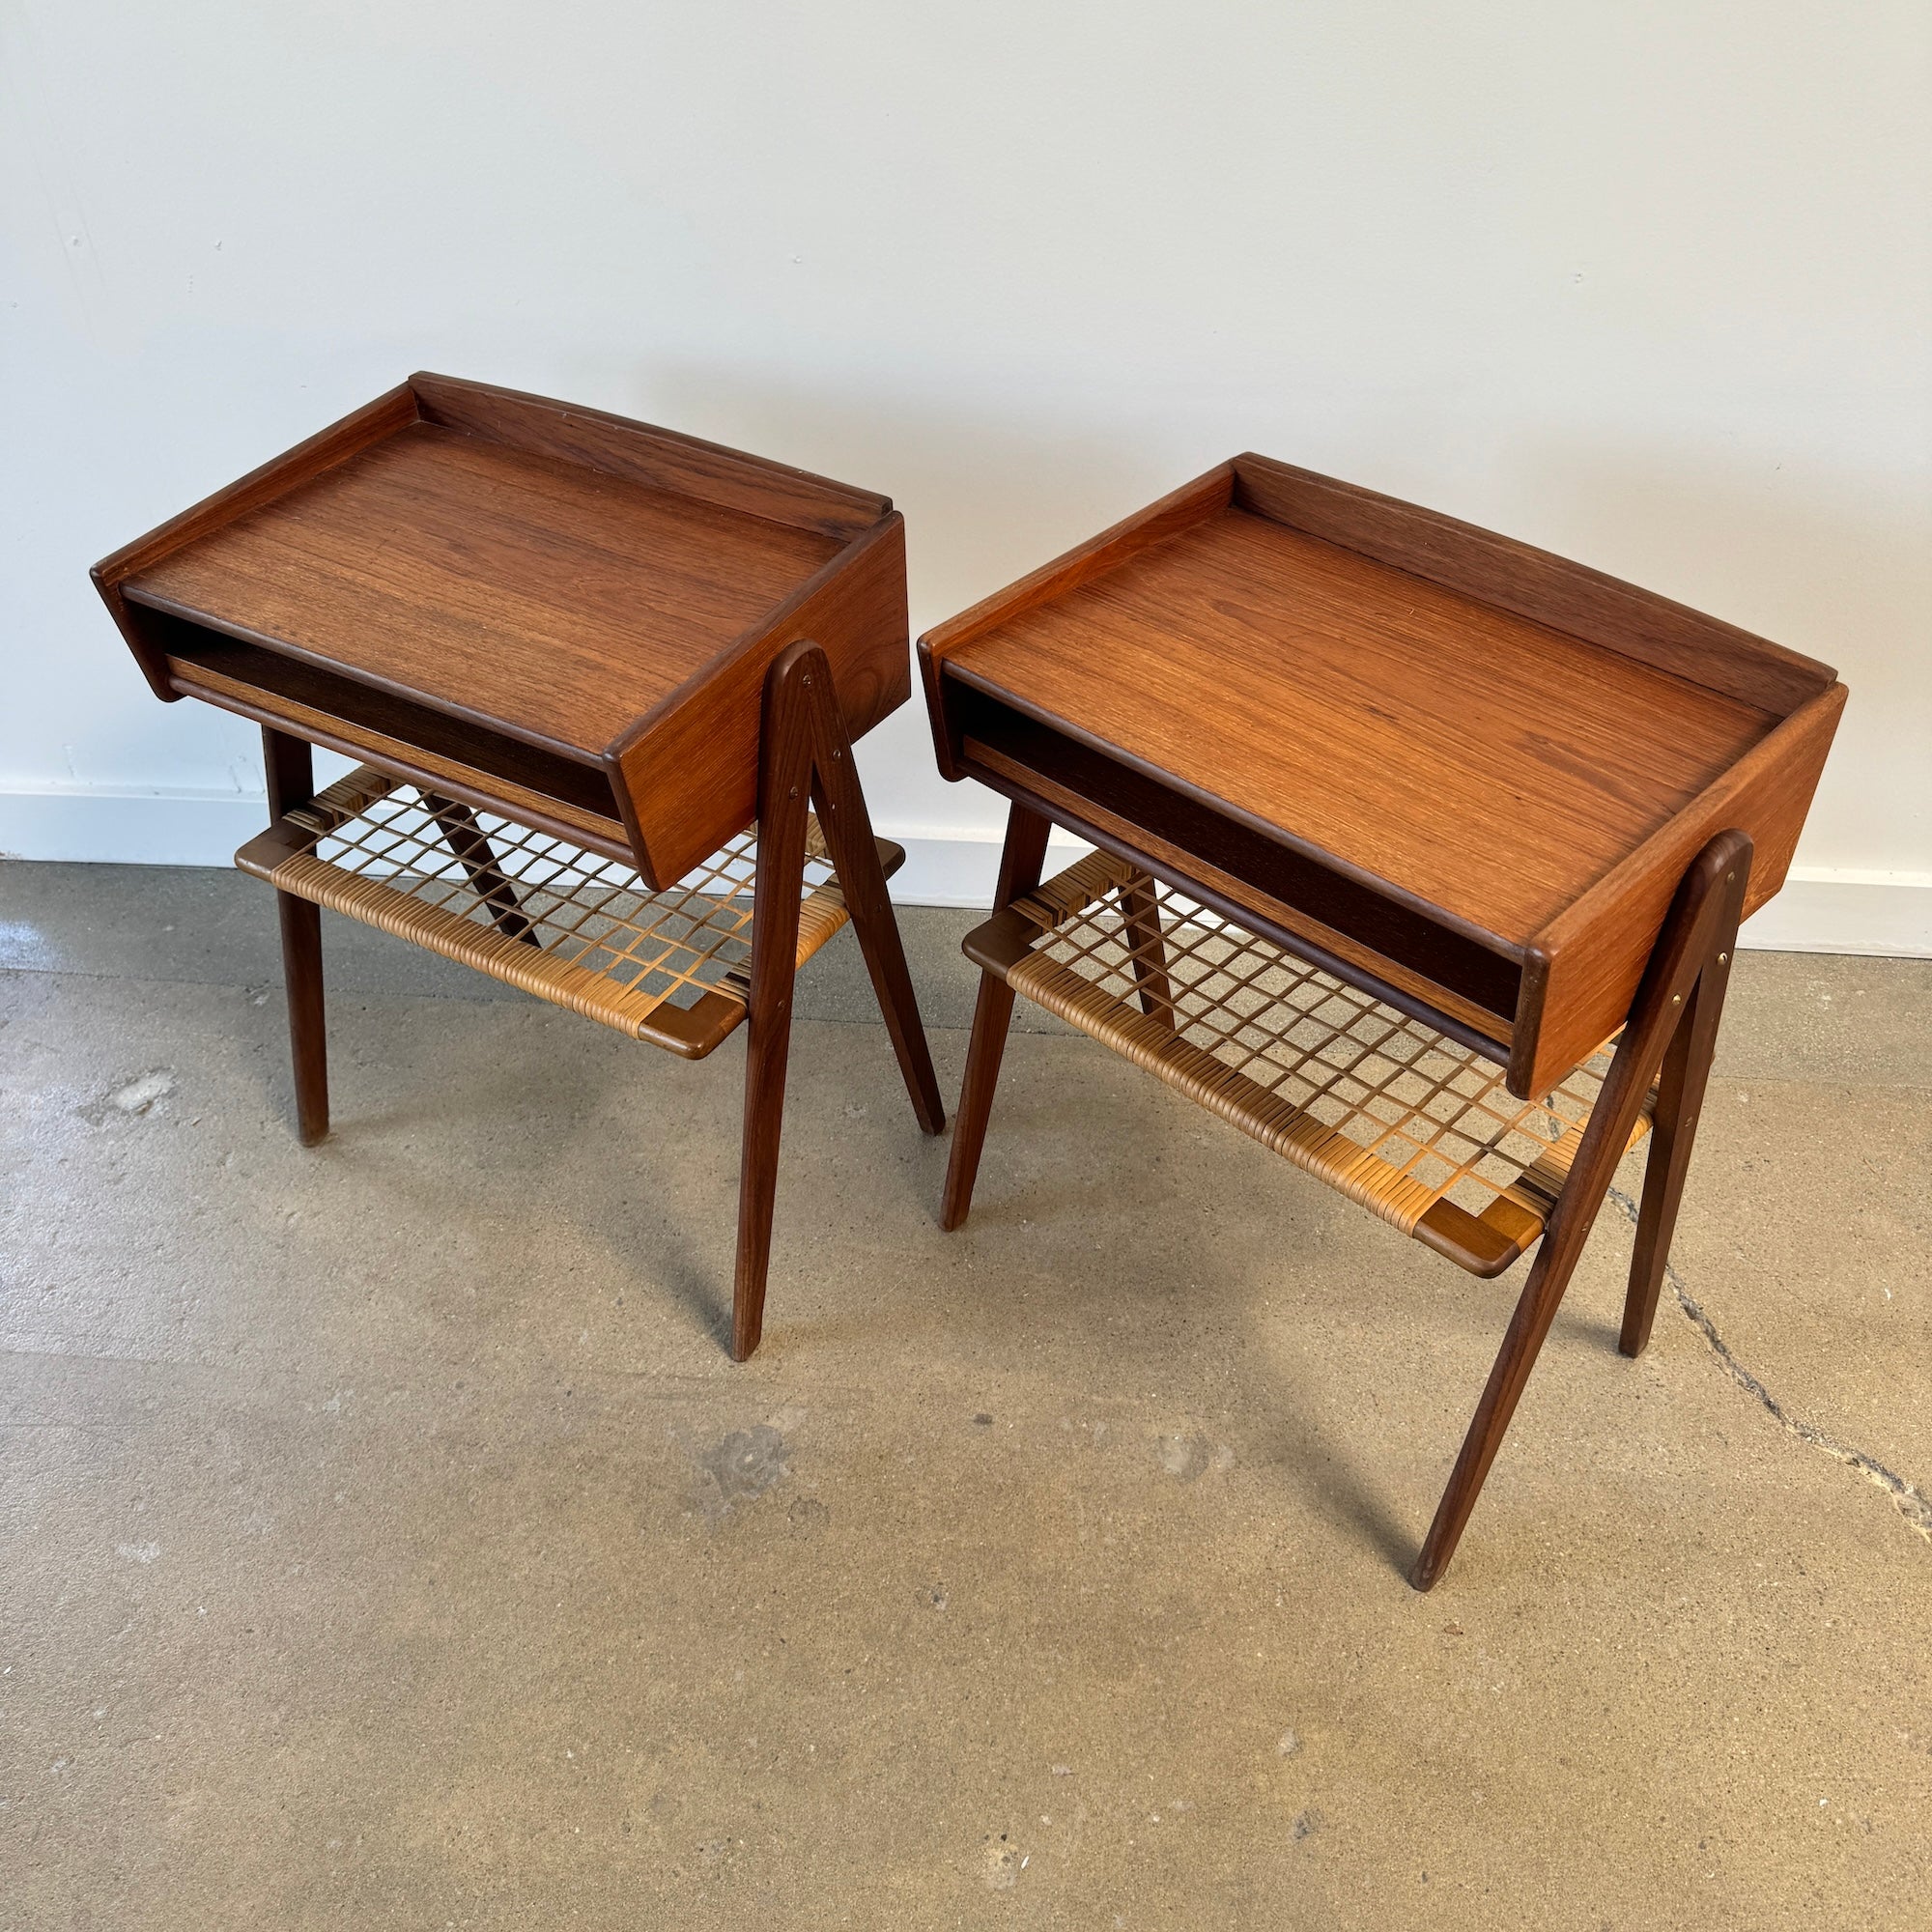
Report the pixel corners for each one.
[993,851,1653,1276]
[235,765,855,1059]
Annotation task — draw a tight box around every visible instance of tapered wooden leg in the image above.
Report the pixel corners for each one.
[262,727,328,1146]
[1410,1225,1587,1592]
[796,650,945,1134]
[1410,832,1751,1590]
[1619,927,1737,1357]
[275,895,328,1147]
[423,793,541,947]
[730,656,813,1362]
[939,801,1053,1232]
[1119,873,1174,1027]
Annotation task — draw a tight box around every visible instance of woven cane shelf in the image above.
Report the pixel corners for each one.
[968,849,1656,1277]
[237,763,889,1059]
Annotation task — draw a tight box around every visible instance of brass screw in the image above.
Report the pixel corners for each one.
[1718,952,1728,964]
[1671,993,1682,1006]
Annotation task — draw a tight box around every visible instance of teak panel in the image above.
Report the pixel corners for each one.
[96,377,910,889]
[92,383,422,703]
[616,514,910,884]
[412,374,890,543]
[920,462,1236,779]
[945,505,1778,948]
[948,685,1522,1022]
[121,420,841,759]
[924,456,1843,1100]
[1516,681,1845,1096]
[1230,454,1833,715]
[959,735,1517,1054]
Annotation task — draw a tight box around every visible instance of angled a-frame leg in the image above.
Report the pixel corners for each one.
[939,798,1054,1231]
[422,793,542,947]
[1410,830,1751,1590]
[1118,873,1176,1028]
[795,650,946,1137]
[263,725,329,1147]
[730,640,947,1361]
[1619,905,1740,1358]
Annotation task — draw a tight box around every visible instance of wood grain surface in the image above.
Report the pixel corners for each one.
[124,421,840,758]
[919,463,1233,779]
[97,380,910,888]
[946,504,1777,947]
[92,383,420,702]
[961,738,1518,1053]
[412,373,891,542]
[1231,454,1834,715]
[1516,681,1844,1094]
[616,514,909,885]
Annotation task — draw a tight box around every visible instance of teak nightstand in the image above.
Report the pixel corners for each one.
[921,455,1845,1587]
[92,374,945,1359]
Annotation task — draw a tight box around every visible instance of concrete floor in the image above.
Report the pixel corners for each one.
[3,860,1928,1929]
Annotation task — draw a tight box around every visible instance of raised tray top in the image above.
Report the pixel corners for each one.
[123,420,842,757]
[945,504,1778,947]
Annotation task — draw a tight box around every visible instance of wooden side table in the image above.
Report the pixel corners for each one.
[92,374,944,1359]
[920,454,1845,1587]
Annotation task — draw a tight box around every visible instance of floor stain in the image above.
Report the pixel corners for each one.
[1155,1430,1232,1480]
[694,1424,791,1519]
[982,1833,1020,1889]
[80,1067,176,1124]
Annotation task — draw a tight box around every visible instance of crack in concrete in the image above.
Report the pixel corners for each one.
[1607,1187,1932,1547]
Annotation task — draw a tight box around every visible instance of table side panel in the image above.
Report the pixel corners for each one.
[1516,681,1846,1097]
[947,506,1778,945]
[616,515,910,887]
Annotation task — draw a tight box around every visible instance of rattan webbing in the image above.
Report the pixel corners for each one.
[1003,851,1649,1243]
[244,766,851,1044]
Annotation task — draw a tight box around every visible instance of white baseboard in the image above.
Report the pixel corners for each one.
[879,832,1096,909]
[4,787,1927,958]
[0,786,271,868]
[886,830,1932,956]
[1735,870,1932,956]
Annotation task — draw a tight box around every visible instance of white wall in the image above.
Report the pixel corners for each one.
[4,2,1927,948]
